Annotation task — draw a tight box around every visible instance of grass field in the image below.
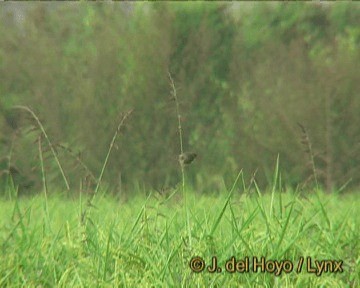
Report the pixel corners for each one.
[0,186,359,287]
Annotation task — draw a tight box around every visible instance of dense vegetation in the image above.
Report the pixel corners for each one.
[0,3,359,286]
[0,2,359,195]
[1,188,359,287]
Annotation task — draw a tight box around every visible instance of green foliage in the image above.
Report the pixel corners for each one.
[0,190,358,286]
[0,3,359,194]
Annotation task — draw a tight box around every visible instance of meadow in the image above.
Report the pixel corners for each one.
[1,185,358,287]
[1,3,359,287]
[1,62,358,288]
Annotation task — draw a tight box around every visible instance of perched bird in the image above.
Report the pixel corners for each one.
[179,152,197,166]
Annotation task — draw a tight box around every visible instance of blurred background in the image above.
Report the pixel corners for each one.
[0,2,359,195]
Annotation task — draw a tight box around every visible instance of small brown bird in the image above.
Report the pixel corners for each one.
[179,152,197,166]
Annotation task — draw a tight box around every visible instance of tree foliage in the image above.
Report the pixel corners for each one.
[0,2,359,194]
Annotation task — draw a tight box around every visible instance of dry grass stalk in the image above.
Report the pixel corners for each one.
[297,123,319,190]
[13,105,70,190]
[81,109,133,227]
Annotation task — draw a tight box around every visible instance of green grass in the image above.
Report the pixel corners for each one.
[0,189,359,287]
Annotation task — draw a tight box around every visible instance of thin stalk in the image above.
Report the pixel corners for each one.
[168,72,191,248]
[94,109,133,196]
[13,105,70,190]
[57,143,97,183]
[270,154,279,218]
[5,135,16,200]
[83,109,133,226]
[38,135,50,228]
[298,123,319,190]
